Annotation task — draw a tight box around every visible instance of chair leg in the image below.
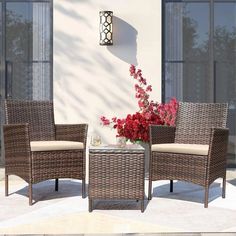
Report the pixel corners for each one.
[170,180,173,192]
[29,183,33,206]
[204,186,209,208]
[141,199,144,213]
[82,179,86,198]
[89,199,93,212]
[222,176,226,198]
[148,179,152,200]
[5,174,8,197]
[55,178,59,191]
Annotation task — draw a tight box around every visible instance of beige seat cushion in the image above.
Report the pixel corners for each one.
[151,143,209,156]
[30,141,84,152]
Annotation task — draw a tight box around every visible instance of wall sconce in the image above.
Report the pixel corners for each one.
[99,11,113,46]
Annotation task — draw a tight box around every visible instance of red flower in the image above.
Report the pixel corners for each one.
[100,116,110,126]
[146,85,152,92]
[100,65,179,142]
[112,117,117,122]
[138,101,145,109]
[129,64,136,76]
[157,98,179,126]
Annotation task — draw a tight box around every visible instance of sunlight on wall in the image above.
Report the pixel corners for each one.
[54,0,161,143]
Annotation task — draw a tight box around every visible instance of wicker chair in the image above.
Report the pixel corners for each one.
[3,100,88,205]
[148,102,229,208]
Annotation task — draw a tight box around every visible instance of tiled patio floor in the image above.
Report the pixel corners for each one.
[0,168,236,234]
[1,232,236,235]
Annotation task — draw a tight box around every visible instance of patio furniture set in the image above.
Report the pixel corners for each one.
[3,100,229,211]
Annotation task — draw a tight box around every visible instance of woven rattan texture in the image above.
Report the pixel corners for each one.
[175,102,228,144]
[151,152,208,186]
[5,100,55,141]
[208,128,229,185]
[3,124,31,182]
[4,100,88,204]
[150,125,176,145]
[55,124,88,184]
[32,150,84,183]
[149,102,229,207]
[56,124,88,143]
[89,152,145,199]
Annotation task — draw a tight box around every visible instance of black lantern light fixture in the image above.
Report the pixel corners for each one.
[99,11,113,45]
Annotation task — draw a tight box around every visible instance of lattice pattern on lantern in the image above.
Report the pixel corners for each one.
[99,11,113,45]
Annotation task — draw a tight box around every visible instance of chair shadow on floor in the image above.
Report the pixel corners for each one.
[228,178,236,186]
[11,179,87,204]
[152,181,222,205]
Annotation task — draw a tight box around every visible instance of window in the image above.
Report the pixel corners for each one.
[163,0,236,167]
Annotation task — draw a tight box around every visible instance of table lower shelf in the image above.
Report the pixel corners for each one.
[88,198,145,212]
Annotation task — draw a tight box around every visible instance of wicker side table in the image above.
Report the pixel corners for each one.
[89,144,145,212]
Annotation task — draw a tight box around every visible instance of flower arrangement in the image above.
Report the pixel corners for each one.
[100,65,179,142]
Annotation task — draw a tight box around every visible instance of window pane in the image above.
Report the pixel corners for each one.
[33,3,50,61]
[214,3,236,62]
[214,2,236,167]
[6,2,32,62]
[165,63,183,101]
[183,62,210,102]
[165,2,210,102]
[183,3,209,61]
[165,2,209,61]
[165,3,183,61]
[6,2,51,100]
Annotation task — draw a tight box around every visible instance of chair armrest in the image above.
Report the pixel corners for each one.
[208,127,229,164]
[3,124,31,167]
[149,125,176,145]
[55,124,88,144]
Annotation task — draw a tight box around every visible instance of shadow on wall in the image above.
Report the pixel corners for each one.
[107,16,138,66]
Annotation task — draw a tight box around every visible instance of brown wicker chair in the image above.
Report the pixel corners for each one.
[3,100,88,205]
[148,102,229,208]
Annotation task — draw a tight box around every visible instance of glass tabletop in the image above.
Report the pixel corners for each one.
[89,143,145,152]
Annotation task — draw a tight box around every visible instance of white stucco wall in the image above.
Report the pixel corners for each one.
[54,0,162,143]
